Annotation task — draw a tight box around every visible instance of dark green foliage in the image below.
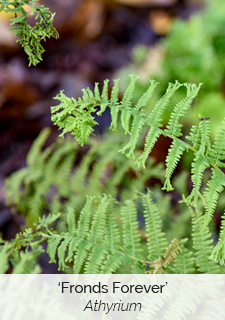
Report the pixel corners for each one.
[0,0,58,66]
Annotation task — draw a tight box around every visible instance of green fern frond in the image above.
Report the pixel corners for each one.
[101,79,110,102]
[73,241,92,273]
[141,192,168,261]
[119,115,146,158]
[12,248,42,274]
[27,128,51,166]
[6,128,163,226]
[0,242,11,274]
[0,0,58,66]
[120,74,140,134]
[100,252,128,274]
[163,139,187,191]
[110,79,120,104]
[186,153,210,207]
[121,200,143,259]
[44,196,133,273]
[172,239,195,274]
[85,246,109,273]
[88,195,112,244]
[11,196,150,273]
[135,126,163,169]
[202,169,225,229]
[76,196,94,238]
[135,80,159,111]
[57,236,72,271]
[47,236,63,264]
[191,208,220,273]
[208,120,225,167]
[67,207,76,236]
[186,124,201,150]
[210,211,225,265]
[51,76,225,231]
[165,83,202,137]
[148,81,182,127]
[0,214,60,274]
[198,116,211,155]
[104,211,120,251]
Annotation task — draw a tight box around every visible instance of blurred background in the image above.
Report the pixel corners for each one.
[1,0,225,271]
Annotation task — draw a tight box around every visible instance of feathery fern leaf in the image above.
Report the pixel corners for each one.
[198,116,211,155]
[163,139,187,191]
[191,208,220,273]
[208,120,225,167]
[0,242,11,274]
[210,211,225,265]
[6,128,163,226]
[121,200,143,260]
[0,0,58,66]
[202,169,225,230]
[142,192,168,261]
[172,239,195,274]
[12,249,42,274]
[186,153,210,207]
[51,76,225,236]
[186,124,202,150]
[135,126,163,169]
[165,83,202,137]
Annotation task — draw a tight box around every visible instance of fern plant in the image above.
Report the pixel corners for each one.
[51,74,225,266]
[5,128,164,226]
[2,191,222,274]
[2,75,225,273]
[0,0,58,66]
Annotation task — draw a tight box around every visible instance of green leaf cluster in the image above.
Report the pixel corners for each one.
[2,75,225,274]
[0,0,58,66]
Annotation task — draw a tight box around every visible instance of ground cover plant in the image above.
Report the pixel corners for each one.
[2,74,225,274]
[0,0,58,66]
[0,0,225,275]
